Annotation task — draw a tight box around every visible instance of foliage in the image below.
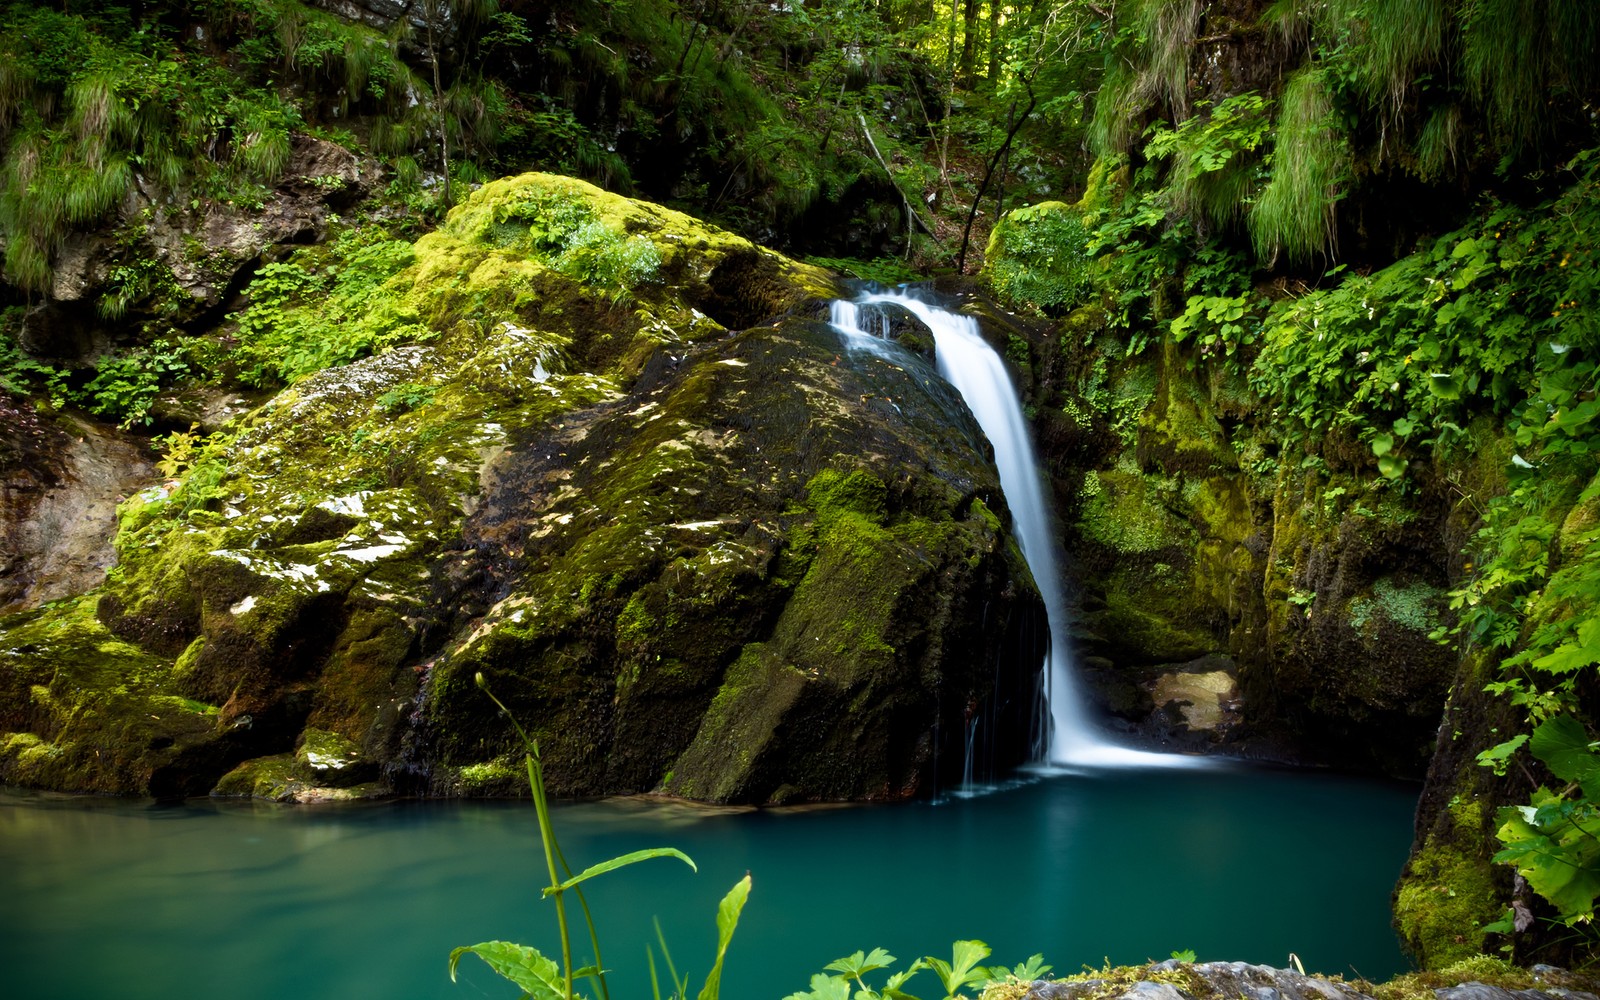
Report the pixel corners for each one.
[804,255,923,286]
[785,942,1051,1000]
[1142,92,1271,233]
[1251,147,1600,471]
[984,201,1092,316]
[229,226,422,386]
[1388,149,1600,932]
[83,339,191,427]
[452,676,750,1000]
[1084,0,1599,270]
[1168,292,1264,365]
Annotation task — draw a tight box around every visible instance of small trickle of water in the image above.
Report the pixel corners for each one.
[829,300,898,359]
[835,289,1201,770]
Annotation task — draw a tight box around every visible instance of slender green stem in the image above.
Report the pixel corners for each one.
[547,827,610,1000]
[528,755,575,1000]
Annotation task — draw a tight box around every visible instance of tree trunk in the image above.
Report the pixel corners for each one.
[960,0,979,85]
[425,9,452,208]
[987,0,1004,82]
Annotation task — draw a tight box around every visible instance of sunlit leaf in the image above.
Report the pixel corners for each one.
[697,874,751,1000]
[449,941,565,1000]
[545,847,696,895]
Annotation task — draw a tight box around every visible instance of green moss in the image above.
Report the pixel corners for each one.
[455,758,525,795]
[1394,796,1501,968]
[806,468,889,525]
[1372,956,1532,1000]
[1077,469,1195,554]
[212,754,299,799]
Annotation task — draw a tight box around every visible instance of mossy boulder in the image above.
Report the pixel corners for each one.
[1,173,1042,802]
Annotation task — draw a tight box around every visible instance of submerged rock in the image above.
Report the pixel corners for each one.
[0,173,1044,802]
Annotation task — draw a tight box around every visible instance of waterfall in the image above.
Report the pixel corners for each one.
[835,289,1197,769]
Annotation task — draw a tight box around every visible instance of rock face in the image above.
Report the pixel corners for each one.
[0,394,154,614]
[0,174,1044,802]
[23,134,372,361]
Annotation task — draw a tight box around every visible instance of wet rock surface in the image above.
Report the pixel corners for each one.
[0,174,1044,802]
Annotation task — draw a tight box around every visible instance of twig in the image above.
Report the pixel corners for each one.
[858,112,938,240]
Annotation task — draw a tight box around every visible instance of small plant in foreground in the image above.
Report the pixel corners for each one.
[785,941,1052,1000]
[450,674,751,1000]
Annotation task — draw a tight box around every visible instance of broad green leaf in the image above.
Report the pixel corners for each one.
[925,941,990,998]
[1530,619,1600,679]
[826,949,896,978]
[1393,417,1416,437]
[697,874,752,1000]
[449,941,565,1000]
[1371,433,1394,457]
[1529,715,1600,799]
[785,974,852,1000]
[545,847,696,895]
[1378,455,1405,479]
[1428,373,1461,399]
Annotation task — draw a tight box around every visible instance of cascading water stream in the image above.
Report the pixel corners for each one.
[833,290,1200,769]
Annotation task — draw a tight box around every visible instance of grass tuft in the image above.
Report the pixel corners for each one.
[1249,67,1346,265]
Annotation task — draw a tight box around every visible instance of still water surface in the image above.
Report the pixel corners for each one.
[0,765,1416,1000]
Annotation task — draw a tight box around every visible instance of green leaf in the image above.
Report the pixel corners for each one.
[925,941,990,999]
[785,974,852,1000]
[545,847,697,895]
[826,949,896,979]
[1475,734,1529,776]
[1371,433,1395,457]
[449,941,565,1000]
[1529,715,1600,800]
[882,961,929,1000]
[1494,802,1600,924]
[1378,455,1406,479]
[1428,373,1462,399]
[697,874,752,1000]
[1530,619,1600,679]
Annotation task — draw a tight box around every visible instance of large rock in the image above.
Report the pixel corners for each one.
[0,173,1044,802]
[0,393,154,614]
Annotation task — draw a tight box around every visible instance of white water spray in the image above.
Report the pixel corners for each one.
[836,290,1199,769]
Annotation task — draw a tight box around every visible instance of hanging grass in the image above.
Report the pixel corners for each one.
[1460,0,1599,151]
[1250,67,1346,265]
[1133,0,1200,121]
[1350,0,1448,117]
[1415,103,1463,180]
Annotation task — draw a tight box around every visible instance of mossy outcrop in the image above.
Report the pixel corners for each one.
[0,173,1043,803]
[978,229,1461,774]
